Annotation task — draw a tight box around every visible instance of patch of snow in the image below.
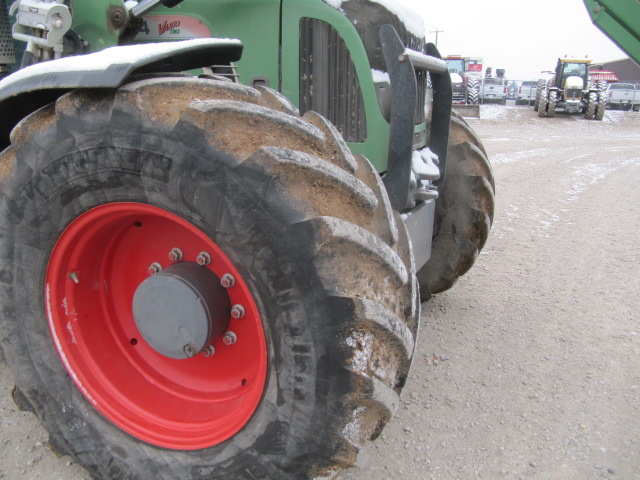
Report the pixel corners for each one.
[562,153,595,163]
[0,38,241,89]
[480,105,507,120]
[412,147,440,180]
[371,69,390,84]
[370,0,425,37]
[603,110,626,123]
[566,156,640,202]
[323,0,425,38]
[341,406,367,443]
[323,0,344,8]
[491,148,554,165]
[345,332,374,375]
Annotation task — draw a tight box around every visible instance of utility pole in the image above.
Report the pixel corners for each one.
[430,29,444,47]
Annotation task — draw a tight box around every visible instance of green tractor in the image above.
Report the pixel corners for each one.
[0,1,494,478]
[536,57,606,120]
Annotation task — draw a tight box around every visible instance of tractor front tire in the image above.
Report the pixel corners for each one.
[417,112,495,298]
[537,90,547,117]
[585,91,598,119]
[0,78,417,479]
[595,87,606,120]
[547,90,557,117]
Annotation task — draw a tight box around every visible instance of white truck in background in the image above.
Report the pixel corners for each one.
[607,83,639,111]
[480,77,508,105]
[517,81,537,105]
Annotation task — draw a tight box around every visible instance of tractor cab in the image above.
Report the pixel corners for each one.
[555,58,590,90]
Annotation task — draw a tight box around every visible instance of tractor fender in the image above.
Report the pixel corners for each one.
[0,38,243,150]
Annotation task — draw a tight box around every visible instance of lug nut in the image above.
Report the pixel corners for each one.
[183,343,197,358]
[230,304,246,319]
[148,262,162,275]
[196,251,211,266]
[68,271,79,284]
[220,274,235,288]
[201,345,215,357]
[168,248,183,262]
[223,331,237,346]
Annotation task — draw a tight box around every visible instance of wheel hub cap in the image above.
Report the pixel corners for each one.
[133,262,230,359]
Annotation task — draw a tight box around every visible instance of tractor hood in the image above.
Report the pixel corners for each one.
[565,76,585,89]
[322,0,428,71]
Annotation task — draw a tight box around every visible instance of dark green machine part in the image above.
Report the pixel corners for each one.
[583,0,640,65]
[57,0,441,177]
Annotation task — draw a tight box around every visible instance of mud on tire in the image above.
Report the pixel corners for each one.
[0,77,418,479]
[416,112,495,298]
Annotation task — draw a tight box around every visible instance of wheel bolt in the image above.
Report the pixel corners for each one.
[196,251,211,266]
[231,304,245,319]
[223,331,237,346]
[168,248,183,262]
[201,345,215,357]
[148,262,162,275]
[183,343,197,357]
[220,273,235,288]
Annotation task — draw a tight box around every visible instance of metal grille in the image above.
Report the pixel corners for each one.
[299,18,366,142]
[0,0,15,64]
[565,88,582,100]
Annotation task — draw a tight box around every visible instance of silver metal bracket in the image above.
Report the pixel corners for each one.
[10,0,72,58]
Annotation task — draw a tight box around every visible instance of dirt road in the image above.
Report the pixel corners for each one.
[1,105,639,479]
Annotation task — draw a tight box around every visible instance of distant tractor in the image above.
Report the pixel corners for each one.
[536,57,606,120]
[445,55,483,105]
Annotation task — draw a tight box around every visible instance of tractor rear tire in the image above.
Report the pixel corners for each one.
[537,89,547,117]
[595,85,606,120]
[417,113,495,298]
[0,78,417,479]
[467,78,479,105]
[595,100,606,120]
[534,79,546,112]
[547,90,557,118]
[585,91,597,119]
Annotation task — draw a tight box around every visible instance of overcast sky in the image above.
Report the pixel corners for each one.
[396,0,627,80]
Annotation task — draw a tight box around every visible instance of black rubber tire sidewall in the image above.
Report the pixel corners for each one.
[0,130,349,480]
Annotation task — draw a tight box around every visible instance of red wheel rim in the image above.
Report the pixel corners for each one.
[45,203,267,450]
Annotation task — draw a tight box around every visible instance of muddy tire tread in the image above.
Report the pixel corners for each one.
[0,76,417,480]
[417,116,495,298]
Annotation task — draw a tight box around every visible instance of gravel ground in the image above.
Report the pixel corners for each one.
[1,104,639,479]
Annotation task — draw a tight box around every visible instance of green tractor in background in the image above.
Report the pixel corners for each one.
[0,0,495,478]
